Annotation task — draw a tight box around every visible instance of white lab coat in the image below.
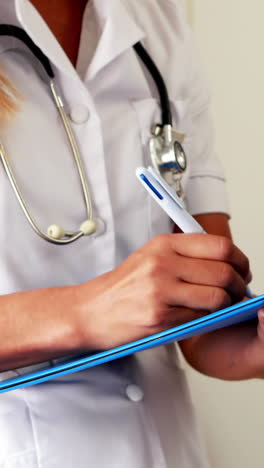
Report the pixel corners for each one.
[0,0,229,467]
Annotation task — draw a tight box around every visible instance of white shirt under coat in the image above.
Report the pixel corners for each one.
[0,0,229,467]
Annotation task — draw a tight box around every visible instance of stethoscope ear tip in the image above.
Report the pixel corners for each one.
[47,224,65,240]
[80,219,97,236]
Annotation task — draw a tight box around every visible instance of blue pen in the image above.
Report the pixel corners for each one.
[136,166,253,298]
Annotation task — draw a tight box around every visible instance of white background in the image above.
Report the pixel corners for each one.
[182,1,264,467]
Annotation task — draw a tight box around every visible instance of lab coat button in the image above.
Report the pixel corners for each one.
[125,384,144,402]
[70,105,90,124]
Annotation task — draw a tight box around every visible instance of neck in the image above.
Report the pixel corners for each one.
[30,0,88,65]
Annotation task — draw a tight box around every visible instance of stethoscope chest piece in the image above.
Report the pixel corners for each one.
[149,124,187,196]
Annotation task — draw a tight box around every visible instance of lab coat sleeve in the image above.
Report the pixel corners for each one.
[184,31,231,217]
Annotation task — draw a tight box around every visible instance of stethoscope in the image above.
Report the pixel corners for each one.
[0,25,187,245]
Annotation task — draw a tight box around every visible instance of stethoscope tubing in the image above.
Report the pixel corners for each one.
[0,24,181,244]
[133,42,172,126]
[0,141,84,244]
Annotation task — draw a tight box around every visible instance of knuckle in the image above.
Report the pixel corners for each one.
[146,282,165,326]
[145,255,164,278]
[219,263,235,287]
[147,304,163,327]
[150,234,171,250]
[209,288,230,311]
[217,237,234,261]
[148,280,164,305]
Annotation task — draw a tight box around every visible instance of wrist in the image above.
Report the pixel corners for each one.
[71,283,92,352]
[44,284,89,356]
[74,277,108,351]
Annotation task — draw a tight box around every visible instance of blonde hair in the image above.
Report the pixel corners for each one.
[0,69,20,120]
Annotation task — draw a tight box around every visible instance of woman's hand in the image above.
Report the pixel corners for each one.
[176,214,264,382]
[180,307,264,381]
[78,233,250,350]
[0,229,250,372]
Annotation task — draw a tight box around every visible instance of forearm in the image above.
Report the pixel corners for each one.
[0,285,85,372]
[180,321,258,381]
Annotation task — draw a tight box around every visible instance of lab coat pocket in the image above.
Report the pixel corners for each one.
[132,97,192,237]
[0,388,38,467]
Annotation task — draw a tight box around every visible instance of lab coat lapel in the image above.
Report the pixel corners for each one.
[9,0,145,84]
[85,0,146,81]
[15,0,79,80]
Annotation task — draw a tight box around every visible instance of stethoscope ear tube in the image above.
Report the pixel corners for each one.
[133,42,172,127]
[0,24,54,78]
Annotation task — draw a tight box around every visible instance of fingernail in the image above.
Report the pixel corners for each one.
[245,271,253,284]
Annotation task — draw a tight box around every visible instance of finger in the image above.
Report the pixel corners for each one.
[161,280,232,312]
[166,256,247,302]
[257,309,264,343]
[169,234,250,279]
[245,270,253,285]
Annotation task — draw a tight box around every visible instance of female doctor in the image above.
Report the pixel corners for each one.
[1,0,264,467]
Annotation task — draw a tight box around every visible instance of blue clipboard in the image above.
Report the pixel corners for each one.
[0,295,263,394]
